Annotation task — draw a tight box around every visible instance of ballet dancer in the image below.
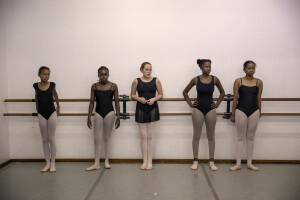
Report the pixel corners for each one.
[33,66,60,172]
[131,62,163,170]
[183,59,225,170]
[86,66,120,171]
[229,60,263,171]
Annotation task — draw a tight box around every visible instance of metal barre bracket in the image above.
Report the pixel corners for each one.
[119,94,130,120]
[223,94,234,119]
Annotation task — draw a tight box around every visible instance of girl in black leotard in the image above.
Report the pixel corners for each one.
[131,62,163,170]
[86,66,120,171]
[230,61,263,171]
[33,66,60,173]
[183,59,225,171]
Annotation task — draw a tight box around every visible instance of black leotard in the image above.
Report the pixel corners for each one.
[94,83,114,118]
[195,75,215,116]
[33,82,56,120]
[135,77,160,123]
[236,78,259,117]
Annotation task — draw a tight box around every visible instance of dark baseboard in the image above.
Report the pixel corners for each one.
[0,159,13,169]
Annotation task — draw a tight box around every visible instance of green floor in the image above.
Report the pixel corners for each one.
[0,162,299,200]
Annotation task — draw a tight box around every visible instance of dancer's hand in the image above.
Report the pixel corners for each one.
[259,111,262,118]
[192,99,198,108]
[211,101,217,109]
[139,97,147,104]
[115,118,120,129]
[56,107,60,116]
[147,98,155,105]
[87,117,92,129]
[230,115,235,122]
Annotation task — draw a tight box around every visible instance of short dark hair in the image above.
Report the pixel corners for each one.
[197,59,211,67]
[243,60,256,69]
[140,62,151,70]
[38,66,50,75]
[98,66,109,74]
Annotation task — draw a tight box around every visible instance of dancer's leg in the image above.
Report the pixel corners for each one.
[103,111,115,169]
[191,108,205,170]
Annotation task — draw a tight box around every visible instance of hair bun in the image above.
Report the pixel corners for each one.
[197,59,212,67]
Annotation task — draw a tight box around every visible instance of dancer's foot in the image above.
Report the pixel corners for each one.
[105,162,111,169]
[41,164,50,172]
[229,165,241,171]
[146,162,153,170]
[247,164,259,171]
[191,161,198,170]
[140,162,147,170]
[86,164,100,171]
[209,161,218,171]
[50,165,56,173]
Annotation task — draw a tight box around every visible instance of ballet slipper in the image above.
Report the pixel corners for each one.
[247,164,259,171]
[50,166,56,173]
[146,162,153,170]
[209,162,218,171]
[41,164,50,172]
[229,165,241,171]
[86,164,100,171]
[104,162,111,169]
[191,161,198,170]
[140,163,147,170]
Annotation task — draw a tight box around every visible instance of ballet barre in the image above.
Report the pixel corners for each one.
[5,97,300,102]
[3,113,300,117]
[4,95,300,119]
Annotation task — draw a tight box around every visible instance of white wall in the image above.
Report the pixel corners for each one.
[0,0,10,164]
[5,0,300,160]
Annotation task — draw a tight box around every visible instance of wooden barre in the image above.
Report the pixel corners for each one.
[3,98,198,102]
[3,113,300,116]
[4,98,300,102]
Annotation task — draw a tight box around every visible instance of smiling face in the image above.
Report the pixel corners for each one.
[38,69,50,82]
[98,69,109,83]
[140,64,152,78]
[200,61,211,75]
[244,62,256,77]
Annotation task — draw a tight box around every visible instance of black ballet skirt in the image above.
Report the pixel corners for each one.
[135,101,160,123]
[135,77,160,123]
